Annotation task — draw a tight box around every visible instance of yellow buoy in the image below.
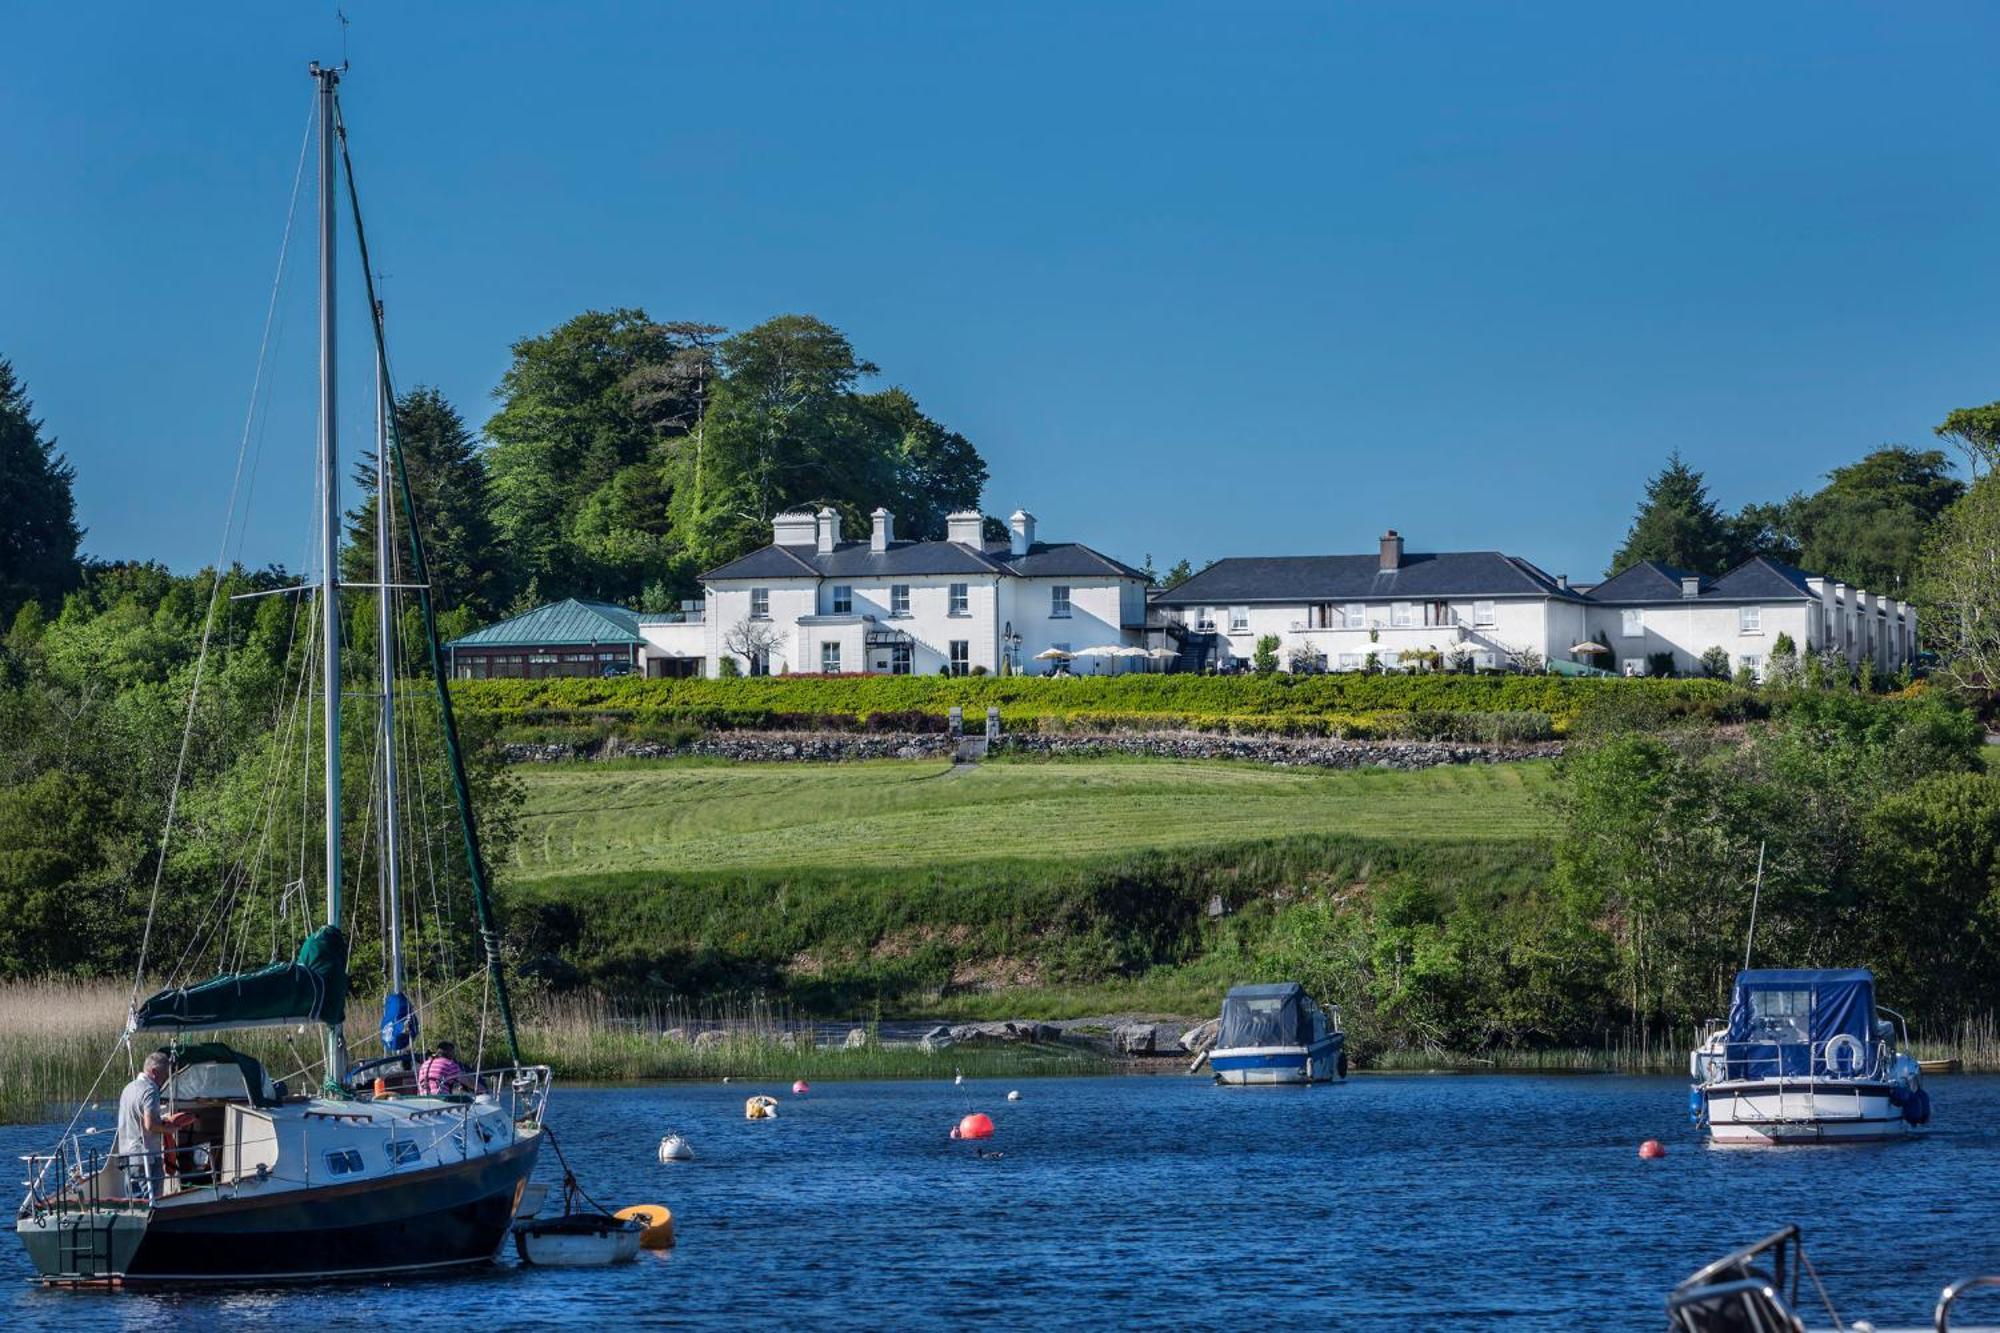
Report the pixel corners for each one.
[615,1203,675,1249]
[744,1094,780,1120]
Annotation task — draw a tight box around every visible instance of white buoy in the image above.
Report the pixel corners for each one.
[1007,1090,1021,1102]
[954,1072,964,1087]
[657,1134,694,1163]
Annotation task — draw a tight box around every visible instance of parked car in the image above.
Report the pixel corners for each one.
[600,662,637,678]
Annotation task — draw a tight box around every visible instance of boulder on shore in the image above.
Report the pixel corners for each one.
[1177,1017,1220,1055]
[1113,1021,1176,1056]
[842,1026,870,1050]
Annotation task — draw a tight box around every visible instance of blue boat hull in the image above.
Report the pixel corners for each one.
[1211,1035,1345,1085]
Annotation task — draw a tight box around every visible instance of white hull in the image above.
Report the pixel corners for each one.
[516,1225,642,1266]
[1703,1083,1911,1145]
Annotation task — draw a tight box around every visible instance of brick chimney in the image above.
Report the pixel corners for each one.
[870,507,894,553]
[1379,530,1404,572]
[1009,508,1036,557]
[816,505,840,554]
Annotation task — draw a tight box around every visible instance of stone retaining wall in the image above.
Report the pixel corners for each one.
[500,730,1558,768]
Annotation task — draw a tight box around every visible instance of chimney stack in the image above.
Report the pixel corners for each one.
[773,510,817,547]
[816,505,840,554]
[870,507,894,553]
[1681,576,1701,599]
[1009,508,1036,557]
[1379,530,1404,573]
[947,510,984,546]
[1556,574,1570,592]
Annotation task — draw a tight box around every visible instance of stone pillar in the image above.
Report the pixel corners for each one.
[986,706,1000,742]
[948,706,963,737]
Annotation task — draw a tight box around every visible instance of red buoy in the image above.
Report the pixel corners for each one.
[1639,1139,1666,1159]
[957,1112,995,1141]
[792,1080,810,1095]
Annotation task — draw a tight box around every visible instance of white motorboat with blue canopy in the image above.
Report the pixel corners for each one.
[15,63,550,1284]
[1689,967,1927,1145]
[1208,983,1346,1085]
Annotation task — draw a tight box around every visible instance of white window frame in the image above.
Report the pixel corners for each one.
[1391,602,1414,628]
[1473,600,1495,628]
[831,585,852,615]
[1739,605,1762,634]
[1342,603,1365,630]
[1050,585,1072,618]
[890,642,912,675]
[1739,654,1762,678]
[1337,652,1364,670]
[1621,608,1643,638]
[949,640,970,675]
[821,642,841,673]
[1195,607,1217,632]
[750,587,770,620]
[949,583,970,616]
[1228,605,1249,633]
[890,584,910,616]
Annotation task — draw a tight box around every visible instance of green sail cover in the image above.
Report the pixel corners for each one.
[131,925,348,1033]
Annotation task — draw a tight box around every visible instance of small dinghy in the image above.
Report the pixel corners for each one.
[513,1129,641,1266]
[514,1214,643,1267]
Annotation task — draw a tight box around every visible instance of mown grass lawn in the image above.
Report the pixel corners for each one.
[504,757,1553,882]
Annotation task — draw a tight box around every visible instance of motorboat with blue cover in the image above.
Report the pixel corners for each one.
[1689,968,1927,1145]
[1209,983,1346,1085]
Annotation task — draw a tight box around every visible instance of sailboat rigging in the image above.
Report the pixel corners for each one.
[15,62,548,1285]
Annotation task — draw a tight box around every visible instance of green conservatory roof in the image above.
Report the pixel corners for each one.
[447,598,643,649]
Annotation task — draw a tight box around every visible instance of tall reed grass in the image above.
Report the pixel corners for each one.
[0,982,1103,1124]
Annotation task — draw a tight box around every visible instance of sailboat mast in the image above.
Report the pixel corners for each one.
[375,299,406,1003]
[313,61,346,1086]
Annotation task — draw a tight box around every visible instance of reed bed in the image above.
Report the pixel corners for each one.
[7,982,1998,1125]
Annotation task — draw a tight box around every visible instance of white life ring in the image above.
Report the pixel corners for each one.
[1823,1033,1866,1075]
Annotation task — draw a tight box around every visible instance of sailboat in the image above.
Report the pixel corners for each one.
[15,63,548,1284]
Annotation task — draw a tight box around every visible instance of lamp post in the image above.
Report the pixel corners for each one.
[1003,622,1022,675]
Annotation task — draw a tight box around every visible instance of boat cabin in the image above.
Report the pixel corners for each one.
[1217,982,1338,1050]
[1720,968,1889,1081]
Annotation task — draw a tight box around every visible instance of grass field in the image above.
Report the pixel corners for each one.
[503,757,1554,883]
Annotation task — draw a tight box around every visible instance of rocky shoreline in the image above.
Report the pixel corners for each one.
[500,729,1558,769]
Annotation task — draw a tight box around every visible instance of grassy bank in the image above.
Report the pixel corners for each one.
[505,756,1552,882]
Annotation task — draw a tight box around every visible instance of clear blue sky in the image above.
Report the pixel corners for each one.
[5,2,1997,583]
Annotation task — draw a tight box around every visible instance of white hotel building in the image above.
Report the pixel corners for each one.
[449,516,1918,681]
[634,506,1150,678]
[1150,530,1918,678]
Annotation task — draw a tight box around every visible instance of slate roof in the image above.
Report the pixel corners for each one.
[701,539,1147,583]
[1152,551,1585,605]
[446,598,642,648]
[1583,557,1817,605]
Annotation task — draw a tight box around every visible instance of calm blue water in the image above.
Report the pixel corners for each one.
[4,1073,1998,1329]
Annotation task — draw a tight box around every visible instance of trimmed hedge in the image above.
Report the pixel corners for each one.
[453,674,1754,739]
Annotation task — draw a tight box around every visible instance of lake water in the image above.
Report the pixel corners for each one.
[4,1072,1998,1329]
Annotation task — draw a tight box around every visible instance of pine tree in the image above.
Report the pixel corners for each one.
[1609,453,1730,576]
[345,386,507,617]
[0,360,83,621]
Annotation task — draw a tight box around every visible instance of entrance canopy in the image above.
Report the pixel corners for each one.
[1724,968,1876,1079]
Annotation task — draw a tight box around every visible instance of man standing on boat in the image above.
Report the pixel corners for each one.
[115,1051,193,1200]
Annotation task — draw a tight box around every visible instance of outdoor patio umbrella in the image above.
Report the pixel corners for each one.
[1033,648,1073,660]
[1571,641,1611,654]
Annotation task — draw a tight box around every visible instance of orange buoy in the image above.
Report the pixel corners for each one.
[957,1112,994,1141]
[1639,1139,1666,1159]
[793,1080,810,1095]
